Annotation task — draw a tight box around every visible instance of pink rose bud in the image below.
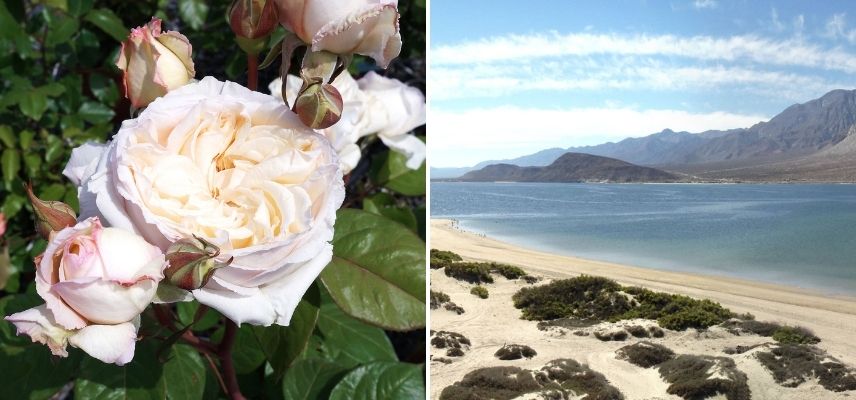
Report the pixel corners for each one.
[164,236,232,291]
[116,17,195,108]
[4,217,165,365]
[0,212,6,238]
[274,0,402,68]
[26,183,77,240]
[294,81,343,129]
[229,0,279,39]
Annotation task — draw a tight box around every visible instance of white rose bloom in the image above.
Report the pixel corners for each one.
[357,71,426,169]
[270,74,365,173]
[66,77,345,326]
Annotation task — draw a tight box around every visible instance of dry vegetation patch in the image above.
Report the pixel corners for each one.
[658,355,750,400]
[494,344,538,360]
[616,341,675,368]
[756,344,856,392]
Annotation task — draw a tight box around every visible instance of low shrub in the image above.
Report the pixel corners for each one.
[431,249,463,269]
[616,342,675,368]
[722,319,781,336]
[648,326,665,338]
[658,355,750,400]
[445,262,494,284]
[722,344,764,355]
[494,344,537,360]
[470,285,489,299]
[771,326,820,344]
[536,318,599,331]
[444,302,465,315]
[626,325,649,338]
[594,329,629,342]
[756,344,856,392]
[431,331,471,350]
[433,357,453,364]
[490,263,527,279]
[539,359,625,400]
[439,366,542,400]
[446,348,465,357]
[431,290,451,309]
[512,276,733,331]
[522,275,539,284]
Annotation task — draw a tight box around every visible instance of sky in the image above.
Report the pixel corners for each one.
[429,0,856,167]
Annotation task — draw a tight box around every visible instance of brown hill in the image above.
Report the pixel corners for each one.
[459,153,683,183]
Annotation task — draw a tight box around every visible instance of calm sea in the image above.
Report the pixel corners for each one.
[431,182,856,295]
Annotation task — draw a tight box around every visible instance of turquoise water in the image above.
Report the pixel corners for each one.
[431,182,856,295]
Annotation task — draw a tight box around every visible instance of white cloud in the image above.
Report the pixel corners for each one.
[824,13,856,43]
[431,32,856,73]
[769,8,785,31]
[431,106,768,167]
[693,0,717,9]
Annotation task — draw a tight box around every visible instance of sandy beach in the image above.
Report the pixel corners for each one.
[429,218,856,400]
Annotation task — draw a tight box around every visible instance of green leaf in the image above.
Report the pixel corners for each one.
[329,362,424,400]
[67,0,94,17]
[233,325,266,374]
[178,0,209,30]
[90,73,119,105]
[159,344,206,400]
[177,300,220,331]
[363,195,418,232]
[281,359,349,400]
[252,283,321,381]
[373,150,426,196]
[84,8,128,42]
[0,345,80,399]
[19,130,35,150]
[79,101,115,124]
[75,339,163,399]
[321,209,425,331]
[0,126,14,147]
[2,148,20,184]
[46,14,79,47]
[18,91,47,120]
[315,287,397,367]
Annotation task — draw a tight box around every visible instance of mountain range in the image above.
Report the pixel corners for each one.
[433,89,856,182]
[457,153,682,183]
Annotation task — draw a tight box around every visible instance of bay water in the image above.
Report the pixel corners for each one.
[431,182,856,295]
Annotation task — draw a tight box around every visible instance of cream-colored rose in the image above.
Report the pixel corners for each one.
[357,71,425,169]
[116,17,195,108]
[274,0,402,67]
[4,217,164,365]
[270,74,364,173]
[68,77,344,326]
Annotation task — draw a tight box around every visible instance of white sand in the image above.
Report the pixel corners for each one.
[429,219,856,400]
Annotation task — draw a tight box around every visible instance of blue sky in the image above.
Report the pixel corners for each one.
[430,0,856,167]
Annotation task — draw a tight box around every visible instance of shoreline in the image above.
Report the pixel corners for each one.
[431,218,856,363]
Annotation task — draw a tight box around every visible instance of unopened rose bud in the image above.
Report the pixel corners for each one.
[294,82,343,129]
[116,18,195,108]
[164,236,231,291]
[230,0,278,40]
[26,184,76,240]
[301,50,338,83]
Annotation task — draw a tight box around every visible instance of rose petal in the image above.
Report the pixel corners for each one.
[63,142,108,186]
[261,243,333,326]
[378,133,425,169]
[192,280,277,326]
[69,320,138,366]
[51,278,157,325]
[96,227,165,283]
[4,305,72,357]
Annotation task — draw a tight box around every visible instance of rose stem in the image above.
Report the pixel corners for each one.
[247,53,259,91]
[218,319,246,400]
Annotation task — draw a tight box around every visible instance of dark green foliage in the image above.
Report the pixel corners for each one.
[513,276,733,331]
[658,355,750,400]
[431,249,463,269]
[523,275,540,284]
[470,285,489,299]
[431,290,450,309]
[771,326,820,344]
[494,344,537,360]
[537,318,600,331]
[445,262,494,284]
[490,263,527,279]
[512,275,629,321]
[616,342,675,368]
[756,344,856,392]
[722,319,820,344]
[440,359,624,400]
[433,357,453,364]
[648,326,665,338]
[626,325,649,338]
[446,348,465,357]
[443,302,465,314]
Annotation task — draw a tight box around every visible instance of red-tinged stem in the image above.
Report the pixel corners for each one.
[247,53,259,91]
[218,319,245,400]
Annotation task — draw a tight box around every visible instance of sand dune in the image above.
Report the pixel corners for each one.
[429,219,856,400]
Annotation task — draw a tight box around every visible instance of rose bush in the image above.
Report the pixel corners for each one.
[71,77,344,326]
[274,0,402,67]
[4,217,164,365]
